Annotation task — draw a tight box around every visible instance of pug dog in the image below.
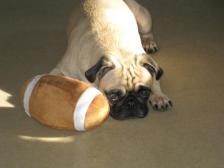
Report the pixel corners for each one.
[50,0,172,120]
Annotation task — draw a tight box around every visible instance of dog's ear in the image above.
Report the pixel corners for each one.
[156,67,164,80]
[85,56,114,83]
[141,54,164,80]
[143,63,163,80]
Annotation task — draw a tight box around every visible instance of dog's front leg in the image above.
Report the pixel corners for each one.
[149,80,172,111]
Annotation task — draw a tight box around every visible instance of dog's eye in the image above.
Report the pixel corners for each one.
[138,87,151,98]
[110,93,119,101]
[106,90,123,102]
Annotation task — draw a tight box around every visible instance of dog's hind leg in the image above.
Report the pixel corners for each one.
[124,0,158,54]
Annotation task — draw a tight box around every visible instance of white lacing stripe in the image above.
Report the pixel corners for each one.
[73,87,101,131]
[23,75,45,117]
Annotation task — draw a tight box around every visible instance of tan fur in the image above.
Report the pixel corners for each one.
[50,0,172,110]
[50,0,145,86]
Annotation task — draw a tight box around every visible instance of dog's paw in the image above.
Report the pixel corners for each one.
[142,38,159,54]
[149,93,173,111]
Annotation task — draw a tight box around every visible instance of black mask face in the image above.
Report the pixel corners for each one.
[105,86,151,120]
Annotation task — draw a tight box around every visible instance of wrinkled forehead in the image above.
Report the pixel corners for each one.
[122,65,153,90]
[98,68,123,90]
[99,63,153,92]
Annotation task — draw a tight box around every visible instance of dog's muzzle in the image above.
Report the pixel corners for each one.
[110,93,148,120]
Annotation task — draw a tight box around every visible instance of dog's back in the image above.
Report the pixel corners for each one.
[51,0,144,79]
[83,0,144,54]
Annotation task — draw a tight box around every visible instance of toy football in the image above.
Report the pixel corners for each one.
[20,74,110,131]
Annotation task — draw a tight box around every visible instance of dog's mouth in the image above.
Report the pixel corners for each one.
[109,96,149,120]
[110,107,148,120]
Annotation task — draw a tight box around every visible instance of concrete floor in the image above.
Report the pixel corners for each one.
[0,0,224,168]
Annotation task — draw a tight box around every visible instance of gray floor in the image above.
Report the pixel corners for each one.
[0,0,224,168]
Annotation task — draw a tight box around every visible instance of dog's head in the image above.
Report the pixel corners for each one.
[85,54,163,120]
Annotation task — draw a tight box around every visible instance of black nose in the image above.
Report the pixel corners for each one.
[127,97,136,109]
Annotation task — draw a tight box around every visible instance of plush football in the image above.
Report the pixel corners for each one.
[20,74,110,131]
